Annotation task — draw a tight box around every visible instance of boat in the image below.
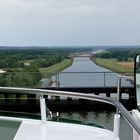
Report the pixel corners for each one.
[0,55,140,140]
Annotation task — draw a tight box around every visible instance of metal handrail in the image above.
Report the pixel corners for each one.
[0,86,139,135]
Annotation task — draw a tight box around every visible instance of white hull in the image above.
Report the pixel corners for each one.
[13,118,118,140]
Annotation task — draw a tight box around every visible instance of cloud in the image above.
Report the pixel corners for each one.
[0,0,139,19]
[0,0,140,46]
[0,0,117,17]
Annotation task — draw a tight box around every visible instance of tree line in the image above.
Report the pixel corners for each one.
[0,47,90,68]
[96,48,140,61]
[0,47,91,87]
[0,65,42,87]
[0,48,68,68]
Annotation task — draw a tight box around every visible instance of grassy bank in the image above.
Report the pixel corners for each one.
[40,59,73,77]
[92,58,134,75]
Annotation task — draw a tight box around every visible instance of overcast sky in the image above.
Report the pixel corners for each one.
[0,0,140,47]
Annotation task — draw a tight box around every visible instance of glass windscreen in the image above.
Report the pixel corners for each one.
[135,55,140,107]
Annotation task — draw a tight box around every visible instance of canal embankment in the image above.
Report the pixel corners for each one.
[92,58,134,75]
[40,58,73,87]
[40,58,73,76]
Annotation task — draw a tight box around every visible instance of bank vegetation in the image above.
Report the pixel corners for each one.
[92,48,137,75]
[0,47,90,87]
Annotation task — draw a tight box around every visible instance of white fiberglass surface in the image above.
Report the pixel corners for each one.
[14,120,116,140]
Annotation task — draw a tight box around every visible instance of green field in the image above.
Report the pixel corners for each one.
[40,59,73,77]
[92,58,134,75]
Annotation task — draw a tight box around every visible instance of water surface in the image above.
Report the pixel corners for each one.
[60,111,132,140]
[58,57,131,87]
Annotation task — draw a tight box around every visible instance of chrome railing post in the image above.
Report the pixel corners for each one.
[40,95,47,124]
[117,77,121,114]
[113,114,120,138]
[55,74,57,88]
[56,73,59,87]
[104,72,106,88]
[113,76,121,138]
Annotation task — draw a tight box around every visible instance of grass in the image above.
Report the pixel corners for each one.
[40,59,73,77]
[92,58,134,75]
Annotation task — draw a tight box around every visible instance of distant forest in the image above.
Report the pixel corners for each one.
[0,47,90,87]
[96,48,140,61]
[0,47,90,68]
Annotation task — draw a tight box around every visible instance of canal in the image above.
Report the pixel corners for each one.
[56,56,132,140]
[53,56,132,87]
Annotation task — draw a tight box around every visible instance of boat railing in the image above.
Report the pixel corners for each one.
[0,81,139,137]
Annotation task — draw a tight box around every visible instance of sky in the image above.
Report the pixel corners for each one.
[0,0,140,47]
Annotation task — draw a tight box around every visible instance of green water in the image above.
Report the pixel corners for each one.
[0,120,21,140]
[59,111,133,140]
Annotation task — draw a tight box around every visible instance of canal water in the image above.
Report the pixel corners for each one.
[56,56,133,140]
[59,111,132,140]
[57,57,132,87]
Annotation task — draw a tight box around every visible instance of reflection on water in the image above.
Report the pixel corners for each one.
[59,111,132,140]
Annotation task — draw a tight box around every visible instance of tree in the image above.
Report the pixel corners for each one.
[117,56,123,61]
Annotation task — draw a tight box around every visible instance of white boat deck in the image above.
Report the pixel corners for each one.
[14,120,119,140]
